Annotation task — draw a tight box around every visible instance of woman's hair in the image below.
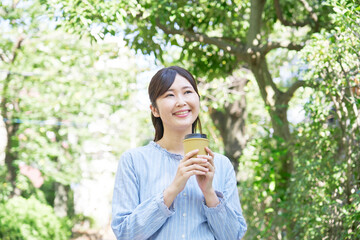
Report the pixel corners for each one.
[148,66,202,141]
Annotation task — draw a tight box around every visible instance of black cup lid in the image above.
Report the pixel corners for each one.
[184,133,207,139]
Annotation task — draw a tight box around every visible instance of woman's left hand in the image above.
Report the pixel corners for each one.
[195,147,219,207]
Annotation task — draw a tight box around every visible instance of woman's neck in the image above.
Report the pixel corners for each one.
[157,129,191,155]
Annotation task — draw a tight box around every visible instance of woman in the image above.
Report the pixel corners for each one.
[111,66,247,239]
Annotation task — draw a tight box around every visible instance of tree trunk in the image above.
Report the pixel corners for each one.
[209,76,247,175]
[1,72,20,192]
[4,122,20,187]
[250,56,293,190]
[1,37,24,193]
[54,183,70,217]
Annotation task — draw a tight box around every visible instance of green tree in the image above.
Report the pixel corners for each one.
[0,196,71,240]
[287,1,360,239]
[46,0,333,178]
[0,0,138,211]
[38,0,359,238]
[1,1,163,238]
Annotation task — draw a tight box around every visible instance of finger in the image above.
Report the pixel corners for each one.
[205,147,214,158]
[189,170,207,176]
[196,161,214,171]
[182,149,199,161]
[192,157,211,168]
[183,157,208,167]
[196,154,214,167]
[196,154,212,161]
[205,162,215,172]
[185,164,209,174]
[196,162,210,169]
[204,147,215,165]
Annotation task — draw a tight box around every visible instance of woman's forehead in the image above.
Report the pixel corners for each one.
[167,75,193,89]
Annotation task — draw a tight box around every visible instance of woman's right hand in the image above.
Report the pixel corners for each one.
[163,149,209,208]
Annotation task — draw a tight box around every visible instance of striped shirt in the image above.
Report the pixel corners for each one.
[111,141,247,240]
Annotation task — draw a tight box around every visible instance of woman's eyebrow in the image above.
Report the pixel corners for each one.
[167,86,192,91]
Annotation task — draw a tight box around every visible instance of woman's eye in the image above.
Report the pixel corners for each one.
[185,90,193,94]
[165,93,174,97]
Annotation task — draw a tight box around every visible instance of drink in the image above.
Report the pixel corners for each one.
[183,133,209,155]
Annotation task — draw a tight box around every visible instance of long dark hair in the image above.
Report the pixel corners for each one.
[148,66,202,141]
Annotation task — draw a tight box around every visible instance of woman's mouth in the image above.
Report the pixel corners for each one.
[173,110,190,117]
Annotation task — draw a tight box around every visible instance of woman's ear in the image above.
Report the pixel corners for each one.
[150,104,160,117]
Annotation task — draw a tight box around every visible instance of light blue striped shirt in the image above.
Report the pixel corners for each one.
[111,141,247,240]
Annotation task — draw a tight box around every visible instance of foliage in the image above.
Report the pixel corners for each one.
[239,133,289,239]
[44,0,334,178]
[0,196,71,240]
[43,0,330,79]
[0,0,150,235]
[1,0,358,239]
[238,1,360,239]
[0,165,12,202]
[0,0,136,187]
[286,1,360,239]
[4,30,135,185]
[288,121,360,239]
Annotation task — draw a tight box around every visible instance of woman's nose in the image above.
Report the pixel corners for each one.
[175,96,186,107]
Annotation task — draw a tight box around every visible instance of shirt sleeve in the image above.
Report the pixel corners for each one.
[202,157,247,239]
[111,152,175,240]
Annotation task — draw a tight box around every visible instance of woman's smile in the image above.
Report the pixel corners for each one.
[173,109,191,117]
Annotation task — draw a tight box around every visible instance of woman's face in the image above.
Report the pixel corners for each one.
[151,74,200,134]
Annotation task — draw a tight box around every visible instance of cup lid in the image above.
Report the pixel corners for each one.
[184,133,207,139]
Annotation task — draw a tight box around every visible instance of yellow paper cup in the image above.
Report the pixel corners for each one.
[183,133,209,156]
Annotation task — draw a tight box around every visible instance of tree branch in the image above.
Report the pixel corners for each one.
[213,36,243,44]
[1,37,24,115]
[0,70,37,77]
[275,80,305,106]
[0,53,5,62]
[156,20,247,61]
[261,41,304,54]
[284,80,305,102]
[338,56,360,129]
[12,0,20,9]
[11,36,24,63]
[264,59,282,96]
[273,0,316,28]
[299,0,318,24]
[247,0,266,44]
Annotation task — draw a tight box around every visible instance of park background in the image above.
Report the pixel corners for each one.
[0,0,359,239]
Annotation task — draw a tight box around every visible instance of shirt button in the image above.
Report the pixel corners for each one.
[182,234,185,238]
[183,192,187,196]
[183,213,187,217]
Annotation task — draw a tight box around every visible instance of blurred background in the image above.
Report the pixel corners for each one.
[0,0,359,239]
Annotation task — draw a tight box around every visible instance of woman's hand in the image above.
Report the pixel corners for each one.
[163,149,209,208]
[196,147,219,207]
[195,147,215,193]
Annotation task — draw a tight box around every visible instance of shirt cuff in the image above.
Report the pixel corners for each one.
[202,190,226,212]
[155,192,175,217]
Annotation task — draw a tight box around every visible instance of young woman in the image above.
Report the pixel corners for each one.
[111,66,247,239]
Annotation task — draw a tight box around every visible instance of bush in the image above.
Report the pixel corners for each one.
[0,196,71,240]
[0,165,13,203]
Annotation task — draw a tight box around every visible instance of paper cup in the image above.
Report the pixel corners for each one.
[183,133,209,155]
